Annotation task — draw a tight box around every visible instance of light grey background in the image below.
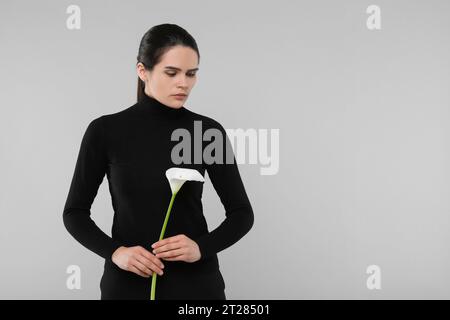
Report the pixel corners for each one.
[1,0,449,299]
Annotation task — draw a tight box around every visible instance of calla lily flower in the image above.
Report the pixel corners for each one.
[150,167,205,300]
[165,167,205,194]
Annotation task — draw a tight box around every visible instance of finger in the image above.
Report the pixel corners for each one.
[137,246,156,260]
[129,265,150,278]
[133,259,153,276]
[161,253,185,261]
[137,251,165,270]
[152,235,183,250]
[138,247,165,268]
[153,242,182,255]
[156,248,185,259]
[134,256,157,276]
[136,255,163,275]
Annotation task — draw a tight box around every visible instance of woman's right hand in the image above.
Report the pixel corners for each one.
[111,246,165,278]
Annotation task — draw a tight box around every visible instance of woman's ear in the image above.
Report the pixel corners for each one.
[136,62,147,82]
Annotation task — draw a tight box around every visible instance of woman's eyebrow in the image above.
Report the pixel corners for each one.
[164,66,199,72]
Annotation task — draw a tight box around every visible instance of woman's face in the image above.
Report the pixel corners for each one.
[137,45,199,109]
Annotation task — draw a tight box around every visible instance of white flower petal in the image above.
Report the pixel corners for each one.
[165,167,205,194]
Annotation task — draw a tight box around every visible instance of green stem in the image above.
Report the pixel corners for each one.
[150,192,177,300]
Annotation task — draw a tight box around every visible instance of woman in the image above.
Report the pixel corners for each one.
[62,24,254,300]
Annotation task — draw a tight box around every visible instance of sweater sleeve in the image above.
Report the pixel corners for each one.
[194,122,255,261]
[63,116,122,262]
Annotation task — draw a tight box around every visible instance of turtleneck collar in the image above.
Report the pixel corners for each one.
[135,88,188,118]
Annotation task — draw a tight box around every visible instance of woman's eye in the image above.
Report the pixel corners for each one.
[166,73,196,77]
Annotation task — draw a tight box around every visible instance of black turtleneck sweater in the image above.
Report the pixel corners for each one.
[62,91,254,299]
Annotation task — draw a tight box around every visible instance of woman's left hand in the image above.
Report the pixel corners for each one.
[151,234,201,263]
